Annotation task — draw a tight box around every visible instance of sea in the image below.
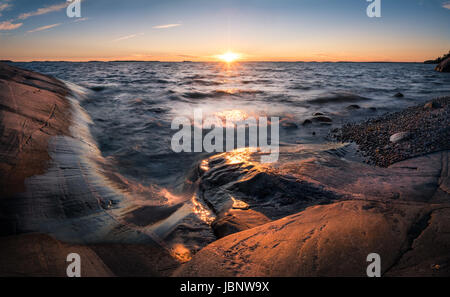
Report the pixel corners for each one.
[11,61,450,191]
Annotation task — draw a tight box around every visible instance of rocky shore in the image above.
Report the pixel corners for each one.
[1,62,449,277]
[175,99,450,277]
[0,63,180,276]
[333,97,450,167]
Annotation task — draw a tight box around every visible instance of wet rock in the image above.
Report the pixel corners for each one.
[424,101,442,109]
[313,112,324,116]
[390,132,411,143]
[124,204,183,226]
[89,86,106,92]
[394,92,404,98]
[197,150,344,225]
[302,119,312,125]
[313,116,332,123]
[346,104,361,110]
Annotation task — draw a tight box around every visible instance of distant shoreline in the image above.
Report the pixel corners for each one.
[5,60,426,64]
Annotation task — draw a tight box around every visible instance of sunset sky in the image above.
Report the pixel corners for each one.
[0,0,449,62]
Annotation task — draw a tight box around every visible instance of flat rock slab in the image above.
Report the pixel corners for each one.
[175,200,450,277]
[0,62,71,196]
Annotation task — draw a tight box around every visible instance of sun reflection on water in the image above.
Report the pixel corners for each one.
[215,109,249,122]
[221,147,253,165]
[231,197,249,209]
[191,194,215,225]
[200,159,210,171]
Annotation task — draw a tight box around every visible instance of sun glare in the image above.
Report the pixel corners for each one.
[217,51,241,63]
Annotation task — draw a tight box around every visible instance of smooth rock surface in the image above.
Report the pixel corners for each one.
[390,132,411,143]
[0,63,186,275]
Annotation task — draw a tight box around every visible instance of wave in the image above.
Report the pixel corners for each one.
[307,91,370,104]
[241,79,273,85]
[179,79,223,86]
[183,89,265,99]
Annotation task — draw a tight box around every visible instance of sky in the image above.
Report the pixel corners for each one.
[0,0,449,62]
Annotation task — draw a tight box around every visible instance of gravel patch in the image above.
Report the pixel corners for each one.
[332,97,450,167]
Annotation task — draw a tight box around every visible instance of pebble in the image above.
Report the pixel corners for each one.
[390,132,411,143]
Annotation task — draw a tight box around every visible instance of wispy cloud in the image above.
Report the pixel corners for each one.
[18,2,68,20]
[443,1,450,9]
[0,3,11,16]
[152,23,181,29]
[73,17,89,23]
[27,23,61,33]
[113,32,144,42]
[0,20,22,30]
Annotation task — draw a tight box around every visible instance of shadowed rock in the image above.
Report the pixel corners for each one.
[0,233,178,276]
[435,57,450,72]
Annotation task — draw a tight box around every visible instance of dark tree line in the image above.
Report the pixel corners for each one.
[424,50,450,64]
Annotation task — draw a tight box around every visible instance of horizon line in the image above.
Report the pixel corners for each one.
[1,59,427,64]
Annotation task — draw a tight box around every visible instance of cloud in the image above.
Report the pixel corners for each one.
[27,23,61,33]
[18,2,68,20]
[152,23,181,29]
[0,3,11,16]
[73,17,88,23]
[0,20,22,30]
[113,33,144,42]
[443,1,450,9]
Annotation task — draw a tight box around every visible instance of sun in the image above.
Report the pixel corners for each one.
[217,51,241,63]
